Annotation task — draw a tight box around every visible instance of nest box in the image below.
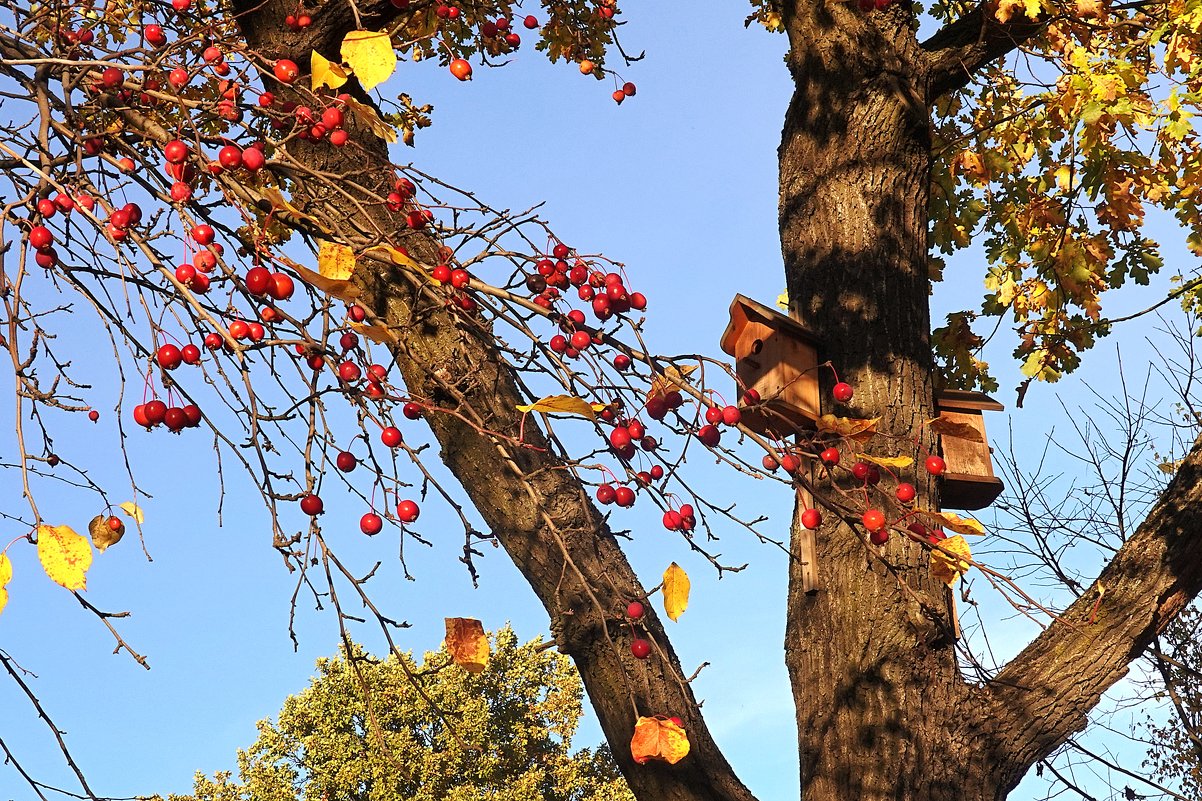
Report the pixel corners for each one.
[936,390,1005,511]
[719,294,821,435]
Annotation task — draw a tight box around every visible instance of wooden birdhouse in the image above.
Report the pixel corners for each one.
[935,390,1005,511]
[719,294,821,435]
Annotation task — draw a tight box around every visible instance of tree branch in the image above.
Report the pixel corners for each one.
[921,4,1047,100]
[983,433,1202,790]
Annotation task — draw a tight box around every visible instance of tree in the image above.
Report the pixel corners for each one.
[0,1,1201,801]
[145,627,634,801]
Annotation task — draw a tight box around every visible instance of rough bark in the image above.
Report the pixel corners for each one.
[228,5,757,801]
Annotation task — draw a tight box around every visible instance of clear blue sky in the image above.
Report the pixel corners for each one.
[0,5,1194,801]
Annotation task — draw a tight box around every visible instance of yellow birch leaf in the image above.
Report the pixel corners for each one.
[857,453,914,469]
[0,552,12,616]
[341,31,396,91]
[36,524,92,590]
[930,534,972,586]
[318,241,357,281]
[310,50,349,91]
[631,716,691,765]
[662,562,690,622]
[342,97,398,143]
[515,395,605,420]
[922,510,987,536]
[348,321,397,345]
[816,414,880,442]
[444,617,489,673]
[117,501,144,524]
[88,514,124,553]
[927,416,984,443]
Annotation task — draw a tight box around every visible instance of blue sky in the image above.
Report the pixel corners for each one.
[1,4,1196,801]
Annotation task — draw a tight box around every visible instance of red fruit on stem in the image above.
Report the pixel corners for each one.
[360,512,382,535]
[218,144,242,169]
[396,499,420,523]
[300,494,324,515]
[895,482,916,503]
[596,484,616,504]
[630,639,651,659]
[523,14,538,28]
[269,272,295,300]
[336,451,357,472]
[449,59,472,81]
[697,424,721,447]
[801,508,822,530]
[381,426,403,447]
[157,343,183,369]
[402,402,422,420]
[780,453,801,473]
[337,361,361,382]
[762,454,779,471]
[627,600,645,619]
[164,406,188,432]
[241,147,265,171]
[614,486,635,507]
[273,59,300,83]
[862,509,887,532]
[245,266,272,295]
[144,399,167,426]
[181,344,201,364]
[925,455,946,476]
[870,528,890,545]
[88,410,100,422]
[164,139,189,163]
[29,226,53,250]
[832,381,854,403]
[191,224,215,245]
[820,447,840,466]
[704,406,723,425]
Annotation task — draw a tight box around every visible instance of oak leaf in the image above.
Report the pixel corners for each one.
[662,562,690,622]
[340,31,396,91]
[631,716,691,765]
[516,395,606,420]
[444,617,489,673]
[930,534,973,586]
[37,524,92,590]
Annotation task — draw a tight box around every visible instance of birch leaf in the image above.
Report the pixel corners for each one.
[37,524,92,590]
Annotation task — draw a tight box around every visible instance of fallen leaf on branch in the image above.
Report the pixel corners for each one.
[340,30,396,91]
[310,50,349,91]
[663,562,690,622]
[37,524,92,590]
[88,514,124,553]
[444,617,489,673]
[349,321,397,345]
[631,716,690,765]
[515,395,606,420]
[930,534,973,586]
[817,415,880,442]
[858,453,914,469]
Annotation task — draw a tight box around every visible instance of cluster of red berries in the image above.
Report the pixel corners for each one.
[132,399,203,432]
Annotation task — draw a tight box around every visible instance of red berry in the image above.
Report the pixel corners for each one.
[273,59,300,83]
[801,508,822,529]
[851,461,871,482]
[449,59,472,81]
[144,399,167,426]
[101,66,123,88]
[895,482,916,503]
[762,454,779,471]
[381,426,403,447]
[157,343,182,370]
[630,639,651,659]
[721,405,741,426]
[37,198,56,218]
[203,332,223,350]
[832,382,854,403]
[268,272,295,301]
[241,147,265,171]
[360,512,382,535]
[523,14,539,28]
[743,388,761,405]
[164,139,189,163]
[183,405,202,427]
[337,361,361,382]
[336,451,357,471]
[88,410,100,422]
[396,499,420,523]
[862,509,887,532]
[300,494,324,515]
[402,402,422,420]
[820,447,840,466]
[191,224,215,245]
[596,484,616,504]
[870,528,890,545]
[780,453,801,473]
[697,424,721,447]
[164,406,188,432]
[614,486,635,507]
[925,455,946,476]
[29,226,53,250]
[622,81,637,97]
[627,600,645,619]
[704,406,723,425]
[613,354,632,371]
[245,266,272,295]
[662,509,682,530]
[218,144,242,169]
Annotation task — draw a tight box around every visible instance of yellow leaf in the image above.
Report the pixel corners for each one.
[342,97,398,143]
[927,416,984,443]
[117,501,144,524]
[364,244,418,269]
[444,617,489,673]
[816,415,880,442]
[515,395,606,420]
[662,562,690,622]
[857,453,914,470]
[341,30,396,91]
[348,321,397,345]
[631,716,691,765]
[318,241,357,281]
[36,524,92,590]
[921,510,987,536]
[0,551,12,616]
[310,50,349,91]
[930,534,972,586]
[260,187,311,221]
[775,289,789,311]
[88,514,124,553]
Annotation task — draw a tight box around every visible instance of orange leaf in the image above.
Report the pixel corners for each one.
[927,416,984,443]
[631,716,691,765]
[662,562,690,622]
[930,534,973,586]
[36,524,92,590]
[348,320,397,345]
[444,617,489,673]
[816,414,880,442]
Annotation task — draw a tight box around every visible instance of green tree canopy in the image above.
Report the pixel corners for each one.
[147,627,633,801]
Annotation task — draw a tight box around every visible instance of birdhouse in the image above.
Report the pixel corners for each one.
[935,390,1005,511]
[719,294,821,435]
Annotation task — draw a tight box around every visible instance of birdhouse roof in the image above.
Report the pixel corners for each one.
[719,294,820,357]
[936,389,1004,413]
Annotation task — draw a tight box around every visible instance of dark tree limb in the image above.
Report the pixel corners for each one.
[922,4,1047,100]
